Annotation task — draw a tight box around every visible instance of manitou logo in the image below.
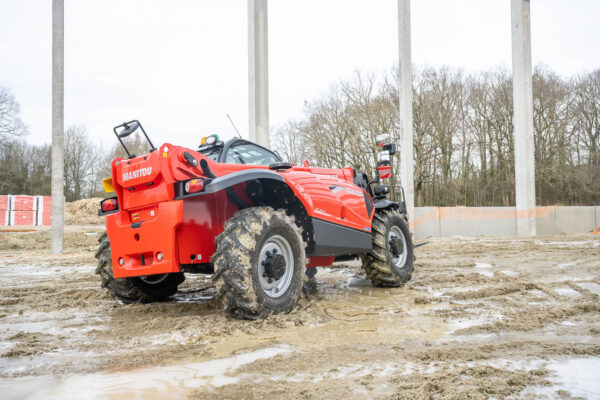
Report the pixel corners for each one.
[122,167,152,182]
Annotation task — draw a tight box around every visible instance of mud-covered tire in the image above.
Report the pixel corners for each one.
[361,209,414,287]
[94,232,184,303]
[212,207,306,319]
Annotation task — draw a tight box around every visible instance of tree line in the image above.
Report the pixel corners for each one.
[0,124,120,201]
[0,86,147,201]
[273,66,600,206]
[1,65,599,206]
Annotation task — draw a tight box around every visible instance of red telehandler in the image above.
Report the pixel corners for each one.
[96,120,413,318]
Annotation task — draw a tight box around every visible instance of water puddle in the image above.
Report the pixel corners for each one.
[0,264,92,289]
[267,360,438,384]
[448,313,503,332]
[205,278,450,358]
[553,287,582,298]
[527,289,548,299]
[0,311,106,337]
[557,262,575,269]
[473,262,494,277]
[536,240,600,248]
[0,345,293,400]
[521,357,600,398]
[576,282,600,297]
[560,320,578,326]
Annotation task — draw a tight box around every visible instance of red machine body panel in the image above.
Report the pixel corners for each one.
[104,144,374,278]
[107,200,183,278]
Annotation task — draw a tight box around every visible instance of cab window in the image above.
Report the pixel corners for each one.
[225,142,280,165]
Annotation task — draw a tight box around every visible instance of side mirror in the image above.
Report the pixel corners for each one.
[117,121,139,138]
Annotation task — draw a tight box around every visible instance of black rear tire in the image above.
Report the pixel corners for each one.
[361,209,414,287]
[94,232,184,303]
[212,207,306,319]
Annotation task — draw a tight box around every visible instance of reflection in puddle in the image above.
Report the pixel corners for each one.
[0,345,293,400]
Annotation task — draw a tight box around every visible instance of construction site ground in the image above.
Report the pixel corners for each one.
[0,227,599,399]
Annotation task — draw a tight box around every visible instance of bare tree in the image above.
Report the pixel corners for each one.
[64,125,97,201]
[0,86,28,142]
[2,67,598,206]
[272,121,306,165]
[273,66,600,207]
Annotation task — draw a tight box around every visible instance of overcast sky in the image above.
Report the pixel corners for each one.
[1,0,599,149]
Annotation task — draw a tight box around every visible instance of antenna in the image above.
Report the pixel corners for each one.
[227,114,242,138]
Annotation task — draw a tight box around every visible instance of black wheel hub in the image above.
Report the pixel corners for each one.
[262,249,286,281]
[389,236,404,258]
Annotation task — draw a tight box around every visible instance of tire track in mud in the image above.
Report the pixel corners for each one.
[191,235,600,399]
[0,232,599,399]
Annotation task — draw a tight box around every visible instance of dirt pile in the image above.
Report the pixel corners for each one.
[65,198,104,225]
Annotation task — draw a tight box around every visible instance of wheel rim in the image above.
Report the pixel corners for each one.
[257,234,294,298]
[140,273,168,285]
[388,226,407,268]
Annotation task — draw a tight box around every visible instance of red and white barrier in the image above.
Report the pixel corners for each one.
[1,195,53,226]
[0,210,8,226]
[0,195,10,226]
[11,195,37,211]
[10,210,36,226]
[0,195,10,211]
[38,196,52,212]
[36,196,52,226]
[38,212,52,226]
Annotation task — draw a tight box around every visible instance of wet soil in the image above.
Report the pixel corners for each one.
[0,230,599,399]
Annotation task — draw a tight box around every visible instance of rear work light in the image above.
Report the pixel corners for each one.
[101,197,118,212]
[184,178,204,194]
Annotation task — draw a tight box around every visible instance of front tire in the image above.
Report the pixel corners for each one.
[94,232,184,303]
[361,209,414,287]
[212,207,306,319]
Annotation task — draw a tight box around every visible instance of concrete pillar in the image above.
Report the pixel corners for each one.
[248,0,270,148]
[51,0,64,253]
[511,0,536,236]
[398,0,415,228]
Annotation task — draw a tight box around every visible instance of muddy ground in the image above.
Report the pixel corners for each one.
[0,229,599,399]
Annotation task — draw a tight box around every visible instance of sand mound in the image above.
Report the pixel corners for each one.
[65,198,104,225]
